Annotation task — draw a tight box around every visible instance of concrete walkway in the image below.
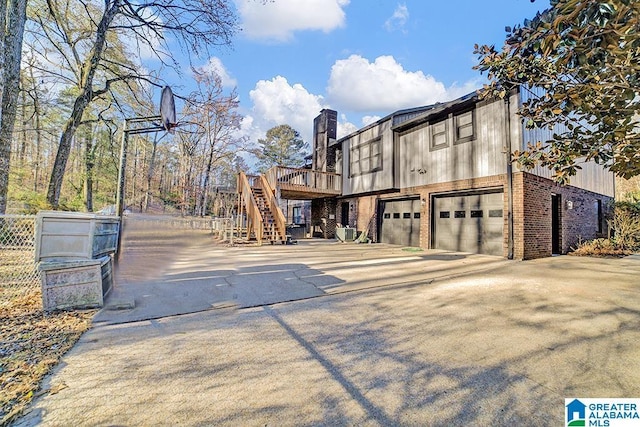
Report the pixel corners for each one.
[14,222,640,426]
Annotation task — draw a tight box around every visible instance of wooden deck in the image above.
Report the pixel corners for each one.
[265,167,341,200]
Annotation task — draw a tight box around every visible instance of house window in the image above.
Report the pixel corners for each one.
[350,137,382,176]
[292,206,302,224]
[430,119,448,150]
[455,110,475,143]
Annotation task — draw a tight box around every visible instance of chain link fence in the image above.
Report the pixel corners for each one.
[0,215,40,308]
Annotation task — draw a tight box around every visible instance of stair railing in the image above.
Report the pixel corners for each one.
[258,174,287,242]
[237,171,264,243]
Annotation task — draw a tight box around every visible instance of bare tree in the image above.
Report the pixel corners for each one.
[186,69,245,216]
[0,0,28,214]
[32,0,239,208]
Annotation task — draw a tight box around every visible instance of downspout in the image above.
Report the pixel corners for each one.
[505,95,515,260]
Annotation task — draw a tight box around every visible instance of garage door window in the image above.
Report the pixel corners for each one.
[440,211,450,218]
[454,211,466,218]
[470,210,483,218]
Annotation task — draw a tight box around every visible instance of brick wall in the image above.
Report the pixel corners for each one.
[337,172,611,259]
[337,196,378,241]
[311,197,337,238]
[514,172,613,259]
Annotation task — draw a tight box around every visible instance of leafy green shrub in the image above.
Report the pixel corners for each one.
[7,190,51,214]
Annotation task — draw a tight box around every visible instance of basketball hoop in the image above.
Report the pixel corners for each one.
[160,86,176,133]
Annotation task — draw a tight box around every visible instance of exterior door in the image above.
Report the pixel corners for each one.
[433,191,504,256]
[379,198,420,247]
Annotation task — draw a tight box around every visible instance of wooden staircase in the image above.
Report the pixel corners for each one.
[237,172,287,244]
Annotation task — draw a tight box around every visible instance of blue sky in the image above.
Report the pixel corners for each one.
[165,0,551,145]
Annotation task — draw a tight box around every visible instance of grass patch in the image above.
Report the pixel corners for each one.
[0,291,94,425]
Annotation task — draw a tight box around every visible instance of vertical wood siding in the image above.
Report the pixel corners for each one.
[517,87,615,197]
[398,97,512,188]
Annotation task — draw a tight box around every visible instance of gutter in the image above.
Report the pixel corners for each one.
[505,95,515,260]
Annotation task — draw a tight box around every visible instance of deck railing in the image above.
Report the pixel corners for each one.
[265,166,341,194]
[258,175,287,241]
[237,172,263,243]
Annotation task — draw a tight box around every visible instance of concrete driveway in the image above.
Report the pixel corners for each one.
[14,222,640,426]
[94,222,508,324]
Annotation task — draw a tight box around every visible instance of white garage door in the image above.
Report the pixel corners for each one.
[433,192,504,256]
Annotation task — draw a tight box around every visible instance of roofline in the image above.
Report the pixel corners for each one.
[335,90,480,145]
[391,91,479,132]
[335,103,442,145]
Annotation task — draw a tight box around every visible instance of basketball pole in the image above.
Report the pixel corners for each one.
[114,115,165,264]
[114,86,176,265]
[115,119,129,265]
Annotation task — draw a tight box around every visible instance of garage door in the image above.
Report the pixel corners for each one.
[379,198,420,247]
[433,192,504,256]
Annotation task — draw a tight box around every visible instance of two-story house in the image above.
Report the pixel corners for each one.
[329,89,614,259]
[238,88,614,259]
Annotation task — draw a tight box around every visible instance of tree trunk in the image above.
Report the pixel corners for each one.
[31,66,43,192]
[84,127,94,212]
[0,0,7,104]
[0,0,28,214]
[199,143,217,217]
[46,0,120,209]
[19,87,26,164]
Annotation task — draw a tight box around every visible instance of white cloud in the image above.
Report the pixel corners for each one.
[199,57,238,88]
[327,55,480,112]
[361,115,381,126]
[242,76,328,144]
[235,0,350,42]
[337,114,358,138]
[384,4,409,33]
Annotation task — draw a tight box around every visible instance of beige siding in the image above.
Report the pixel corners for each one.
[518,88,615,197]
[342,119,395,196]
[399,96,514,188]
[515,160,615,197]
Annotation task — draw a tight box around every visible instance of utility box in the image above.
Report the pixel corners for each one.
[336,227,357,242]
[35,211,120,262]
[34,211,119,311]
[40,256,113,311]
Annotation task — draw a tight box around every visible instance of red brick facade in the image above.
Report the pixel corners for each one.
[340,172,612,260]
[513,172,612,259]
